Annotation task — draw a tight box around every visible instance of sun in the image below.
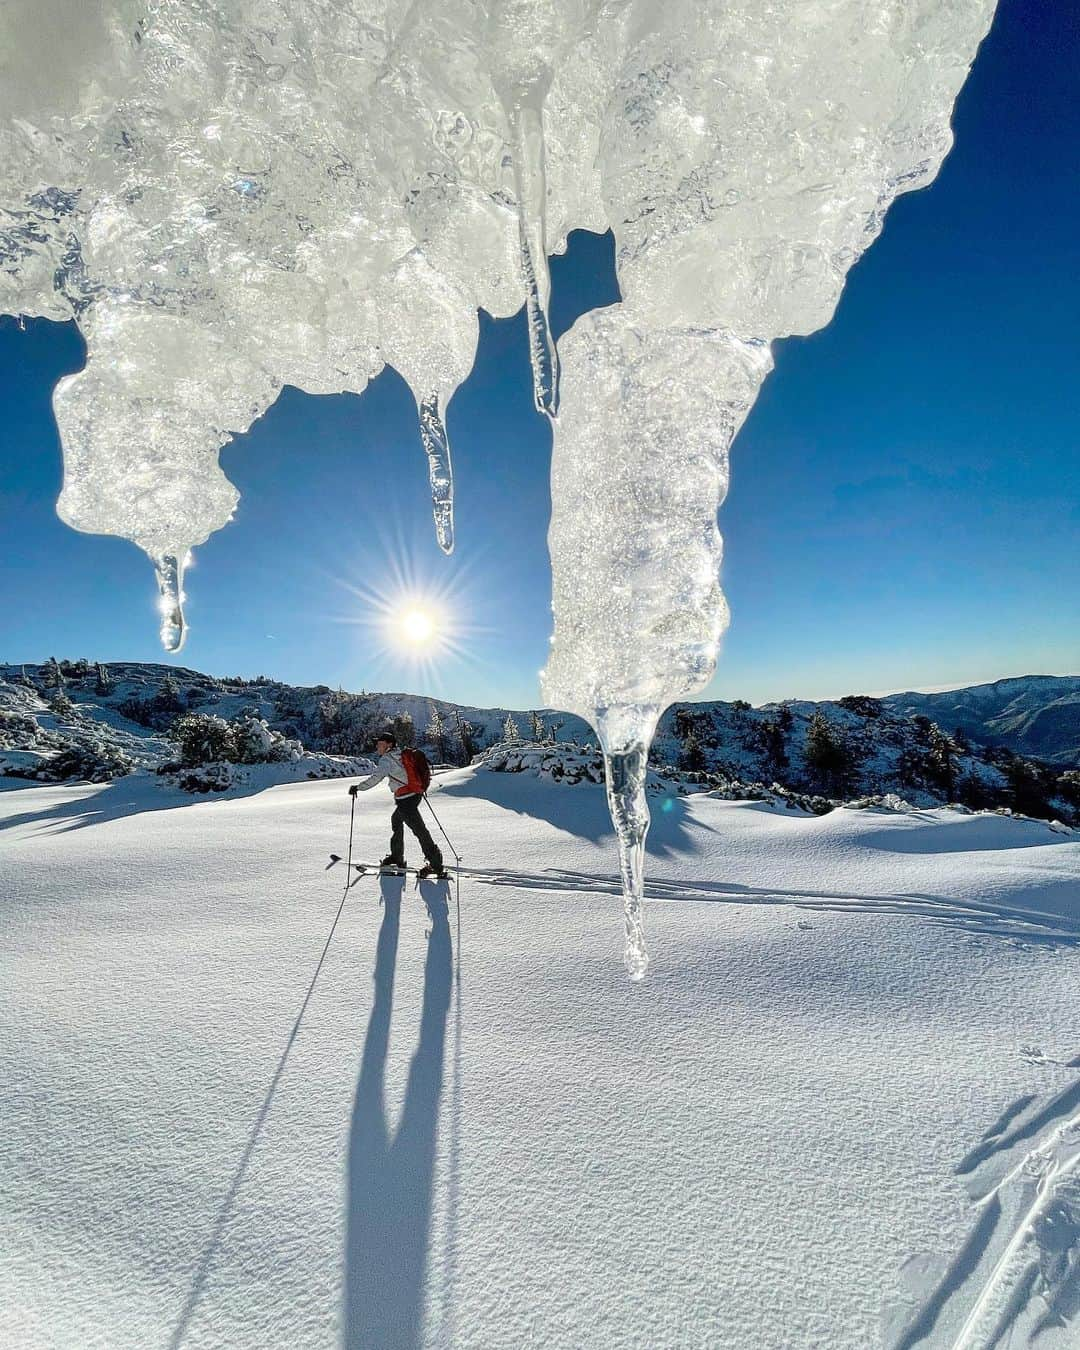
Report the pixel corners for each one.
[400,607,436,645]
[324,529,493,693]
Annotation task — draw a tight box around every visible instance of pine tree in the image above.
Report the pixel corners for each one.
[426,703,449,762]
[392,711,416,748]
[94,663,111,696]
[1057,770,1080,813]
[804,710,857,795]
[50,687,74,717]
[926,722,958,798]
[156,673,183,714]
[529,710,544,742]
[675,706,707,771]
[679,732,706,772]
[502,712,521,741]
[1002,754,1053,820]
[674,708,694,741]
[956,770,993,812]
[454,710,478,764]
[758,718,788,779]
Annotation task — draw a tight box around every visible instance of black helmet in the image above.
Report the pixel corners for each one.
[374,731,397,749]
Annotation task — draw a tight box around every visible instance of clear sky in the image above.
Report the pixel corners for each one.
[1,0,1077,709]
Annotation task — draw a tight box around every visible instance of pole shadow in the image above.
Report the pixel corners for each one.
[344,876,453,1349]
[169,881,354,1349]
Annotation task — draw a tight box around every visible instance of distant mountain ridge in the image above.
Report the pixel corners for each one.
[881,676,1080,766]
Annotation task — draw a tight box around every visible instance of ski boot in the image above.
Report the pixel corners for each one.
[380,855,406,874]
[417,862,449,881]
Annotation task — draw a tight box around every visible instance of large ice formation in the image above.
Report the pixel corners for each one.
[0,0,996,974]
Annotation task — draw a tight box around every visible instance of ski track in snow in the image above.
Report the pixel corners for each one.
[468,866,1080,949]
[888,1071,1080,1349]
[2,772,1079,1349]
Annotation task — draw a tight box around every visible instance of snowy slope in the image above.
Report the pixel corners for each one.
[2,769,1079,1348]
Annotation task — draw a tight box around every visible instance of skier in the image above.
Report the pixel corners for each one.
[348,732,447,878]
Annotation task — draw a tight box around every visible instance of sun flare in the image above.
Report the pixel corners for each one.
[327,534,492,694]
[400,608,435,645]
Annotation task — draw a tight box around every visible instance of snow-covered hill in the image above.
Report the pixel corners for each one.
[2,662,1078,824]
[883,676,1080,767]
[2,766,1078,1348]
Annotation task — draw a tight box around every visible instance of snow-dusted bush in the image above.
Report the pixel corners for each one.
[844,792,917,813]
[0,709,40,747]
[52,743,135,783]
[171,761,237,793]
[485,742,838,811]
[481,740,605,785]
[170,713,237,765]
[232,716,301,764]
[167,750,373,793]
[0,700,133,782]
[169,712,299,767]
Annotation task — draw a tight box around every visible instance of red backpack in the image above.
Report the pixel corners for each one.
[398,746,432,796]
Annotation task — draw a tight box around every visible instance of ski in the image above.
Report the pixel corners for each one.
[327,854,450,880]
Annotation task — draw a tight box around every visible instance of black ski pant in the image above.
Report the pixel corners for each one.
[389,793,442,869]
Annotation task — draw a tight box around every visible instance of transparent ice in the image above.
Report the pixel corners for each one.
[418,393,455,556]
[154,552,189,654]
[0,0,997,974]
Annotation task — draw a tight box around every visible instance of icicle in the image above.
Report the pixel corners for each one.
[603,742,651,980]
[508,97,559,417]
[153,550,189,652]
[592,704,660,979]
[419,392,454,554]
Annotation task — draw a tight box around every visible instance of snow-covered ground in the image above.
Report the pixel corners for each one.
[2,767,1079,1348]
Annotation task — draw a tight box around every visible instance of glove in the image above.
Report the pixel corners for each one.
[348,784,359,797]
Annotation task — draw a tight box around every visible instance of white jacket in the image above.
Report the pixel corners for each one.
[353,749,414,798]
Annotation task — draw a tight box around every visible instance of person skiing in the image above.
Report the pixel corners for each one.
[348,732,446,878]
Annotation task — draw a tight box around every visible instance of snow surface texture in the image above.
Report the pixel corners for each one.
[0,0,997,972]
[2,770,1079,1347]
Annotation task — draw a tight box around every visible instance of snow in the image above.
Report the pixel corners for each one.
[3,767,1078,1347]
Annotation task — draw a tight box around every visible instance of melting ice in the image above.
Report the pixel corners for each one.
[0,0,997,975]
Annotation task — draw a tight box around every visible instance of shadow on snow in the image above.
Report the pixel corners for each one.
[0,774,300,835]
[435,767,701,855]
[889,1067,1080,1349]
[168,874,455,1350]
[344,876,454,1350]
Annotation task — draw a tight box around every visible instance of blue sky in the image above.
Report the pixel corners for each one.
[1,0,1077,709]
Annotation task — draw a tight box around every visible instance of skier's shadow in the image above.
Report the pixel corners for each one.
[344,875,452,1350]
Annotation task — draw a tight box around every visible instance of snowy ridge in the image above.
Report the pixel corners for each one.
[2,662,1078,824]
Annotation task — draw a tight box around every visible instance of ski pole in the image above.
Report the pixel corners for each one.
[422,793,460,864]
[344,790,357,890]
